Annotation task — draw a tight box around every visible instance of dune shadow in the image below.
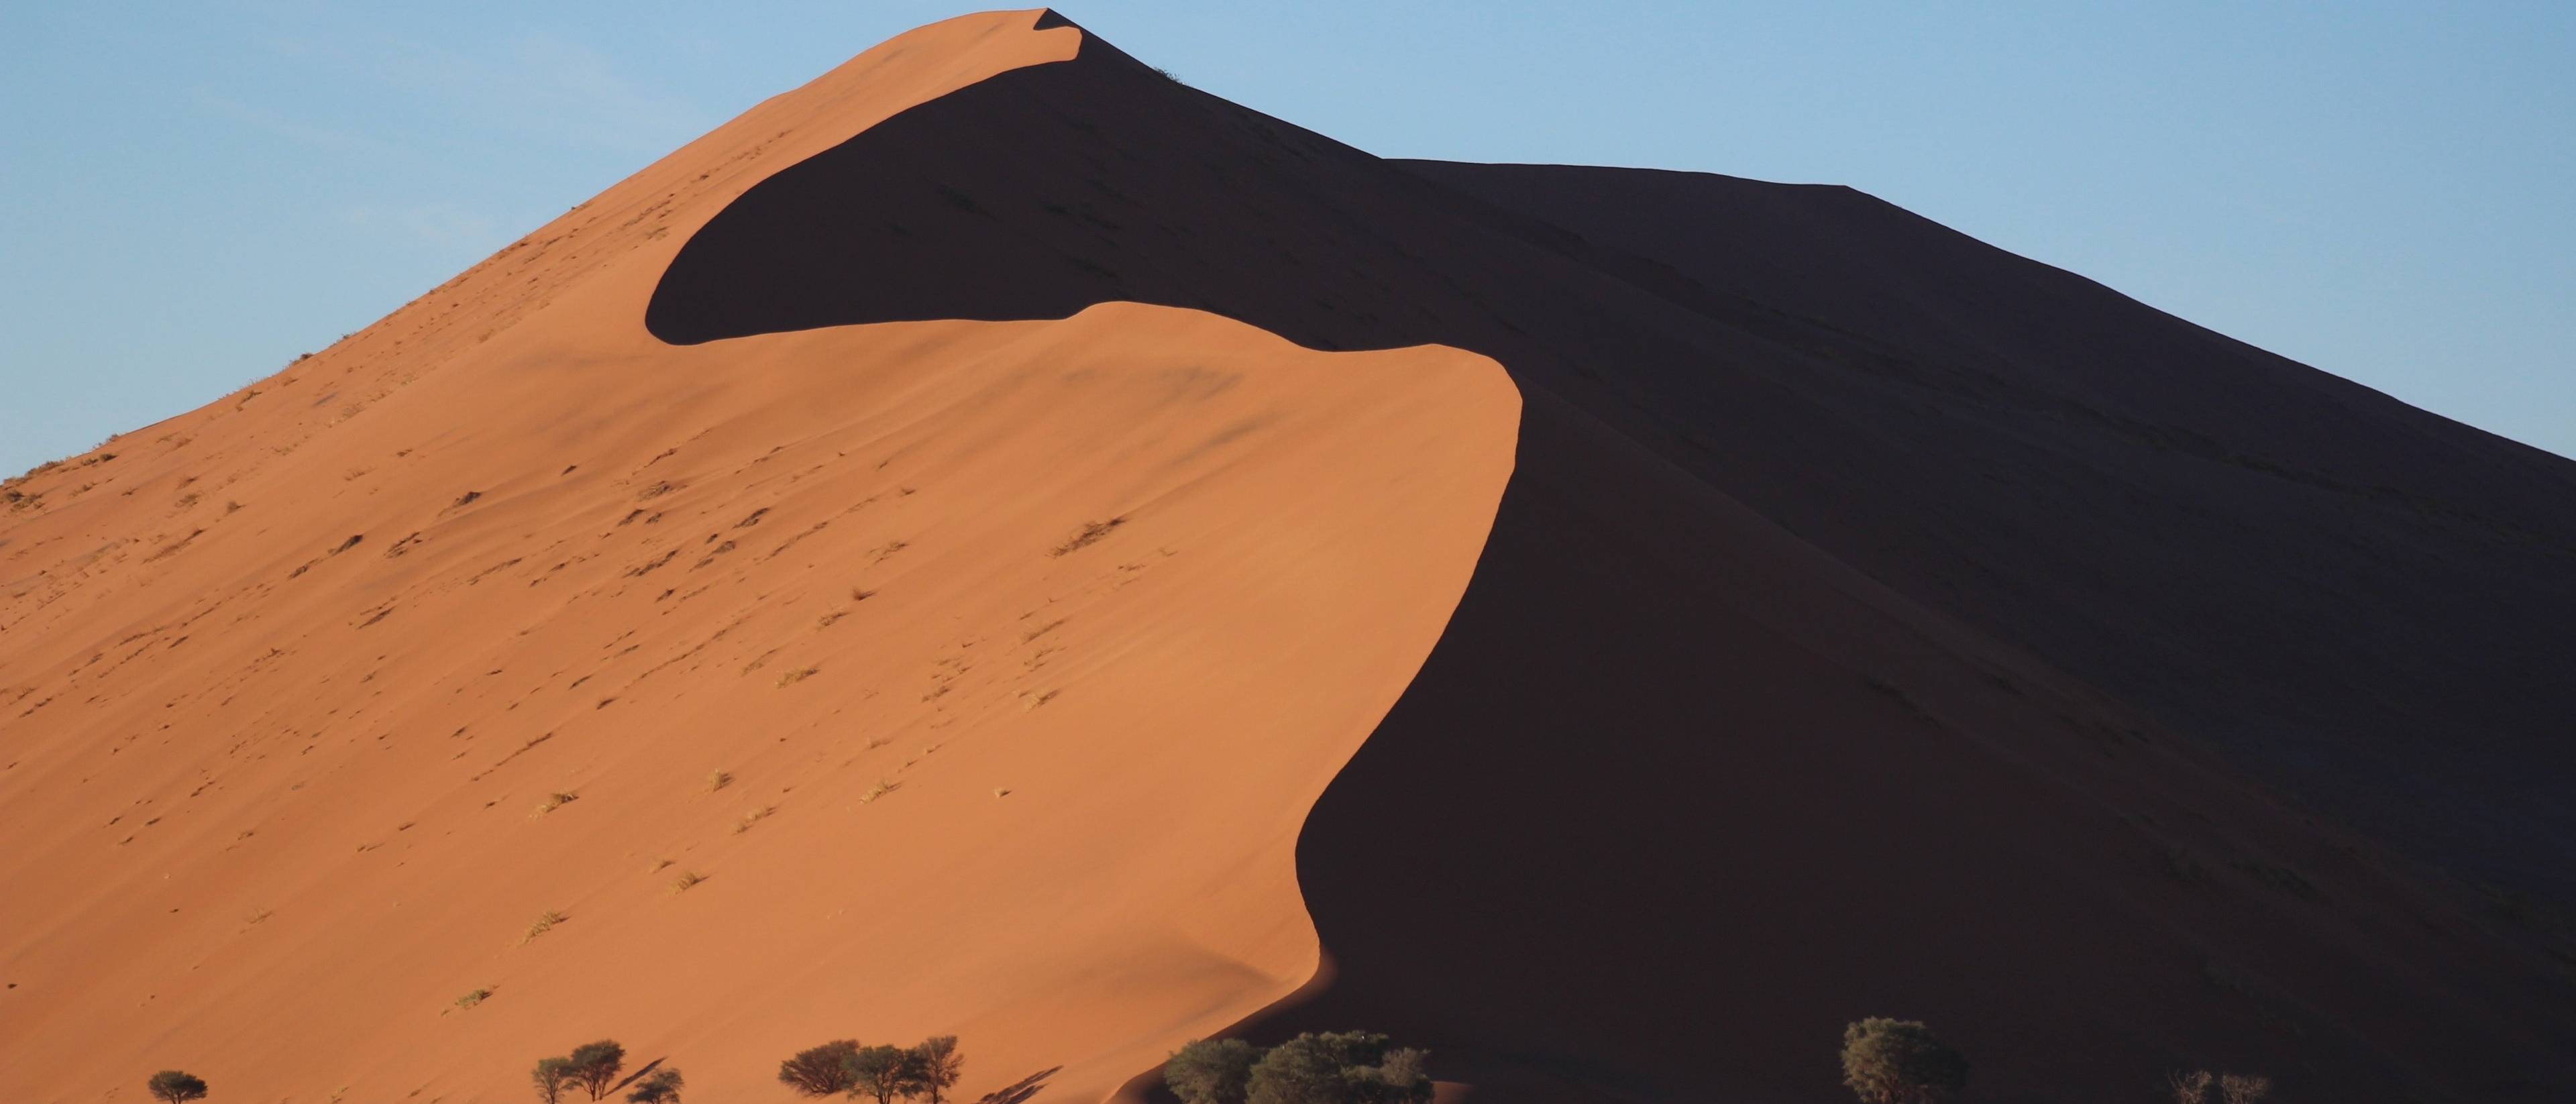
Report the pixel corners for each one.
[637,14,2576,1103]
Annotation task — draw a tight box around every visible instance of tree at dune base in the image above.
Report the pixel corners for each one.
[148,1070,209,1104]
[626,1066,686,1103]
[1839,1018,1969,1104]
[1166,1031,1431,1104]
[777,1036,966,1103]
[2171,1068,2273,1104]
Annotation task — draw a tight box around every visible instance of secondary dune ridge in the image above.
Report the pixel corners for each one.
[5,8,2573,1104]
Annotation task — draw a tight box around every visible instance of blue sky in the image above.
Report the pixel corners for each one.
[4,1,2571,476]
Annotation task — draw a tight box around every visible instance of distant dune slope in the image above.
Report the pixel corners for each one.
[5,8,2573,1104]
[1395,160,2576,897]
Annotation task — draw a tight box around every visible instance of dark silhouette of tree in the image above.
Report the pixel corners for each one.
[533,1057,579,1104]
[1839,1019,1968,1104]
[627,1067,684,1103]
[567,1040,627,1102]
[1166,1040,1260,1104]
[148,1070,209,1104]
[780,1041,865,1097]
[849,1044,920,1104]
[908,1036,965,1104]
[2218,1073,2273,1104]
[2171,1069,2272,1104]
[1248,1032,1428,1104]
[1348,1048,1431,1104]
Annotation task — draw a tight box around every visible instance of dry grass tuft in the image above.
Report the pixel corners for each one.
[530,791,580,817]
[733,806,777,834]
[775,666,818,688]
[519,909,568,944]
[706,769,733,793]
[454,987,492,1010]
[670,870,709,894]
[859,779,900,805]
[1049,516,1126,557]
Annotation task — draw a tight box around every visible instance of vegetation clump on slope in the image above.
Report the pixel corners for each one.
[1839,1018,1969,1104]
[778,1036,965,1103]
[1165,1032,1430,1104]
[147,1070,209,1104]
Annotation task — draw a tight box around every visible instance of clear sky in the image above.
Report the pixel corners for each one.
[5,2,2571,476]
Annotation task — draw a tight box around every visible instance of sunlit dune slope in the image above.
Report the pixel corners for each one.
[5,7,2575,1104]
[0,11,1513,1103]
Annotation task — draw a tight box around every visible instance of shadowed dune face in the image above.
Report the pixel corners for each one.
[648,20,2576,909]
[6,7,2576,1104]
[638,15,2576,1103]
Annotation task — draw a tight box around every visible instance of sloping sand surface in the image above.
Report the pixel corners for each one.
[1,12,1513,1103]
[5,8,2573,1104]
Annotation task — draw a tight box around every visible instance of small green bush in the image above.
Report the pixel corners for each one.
[1839,1018,1968,1104]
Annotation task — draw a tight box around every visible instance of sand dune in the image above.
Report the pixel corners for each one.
[5,8,2571,1104]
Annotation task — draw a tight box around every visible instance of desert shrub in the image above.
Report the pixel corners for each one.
[2172,1069,2271,1104]
[565,1041,626,1101]
[910,1036,966,1104]
[780,1041,864,1097]
[148,1070,209,1103]
[1346,1048,1432,1104]
[1166,1039,1260,1104]
[2171,1070,2213,1104]
[1839,1018,1968,1104]
[1247,1032,1428,1104]
[533,1056,580,1104]
[627,1067,684,1103]
[2219,1073,2272,1104]
[849,1044,920,1104]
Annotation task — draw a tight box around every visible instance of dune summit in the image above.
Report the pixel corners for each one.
[3,8,2573,1103]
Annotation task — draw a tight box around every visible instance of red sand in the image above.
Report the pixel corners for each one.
[5,9,2572,1103]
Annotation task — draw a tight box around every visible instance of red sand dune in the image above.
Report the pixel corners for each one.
[5,9,2572,1103]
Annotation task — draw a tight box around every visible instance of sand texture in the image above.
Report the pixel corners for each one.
[5,9,2572,1103]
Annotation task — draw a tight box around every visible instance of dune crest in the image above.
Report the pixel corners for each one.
[8,7,2575,1104]
[0,11,1513,1103]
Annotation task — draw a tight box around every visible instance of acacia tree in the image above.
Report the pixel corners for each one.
[1839,1019,1968,1104]
[1246,1032,1428,1104]
[780,1041,865,1097]
[2173,1069,2271,1104]
[533,1057,580,1104]
[908,1036,966,1104]
[1165,1040,1260,1104]
[148,1070,210,1104]
[627,1067,684,1104]
[567,1040,627,1102]
[1348,1048,1432,1104]
[849,1044,921,1104]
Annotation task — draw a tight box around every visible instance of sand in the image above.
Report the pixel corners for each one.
[5,8,2571,1103]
